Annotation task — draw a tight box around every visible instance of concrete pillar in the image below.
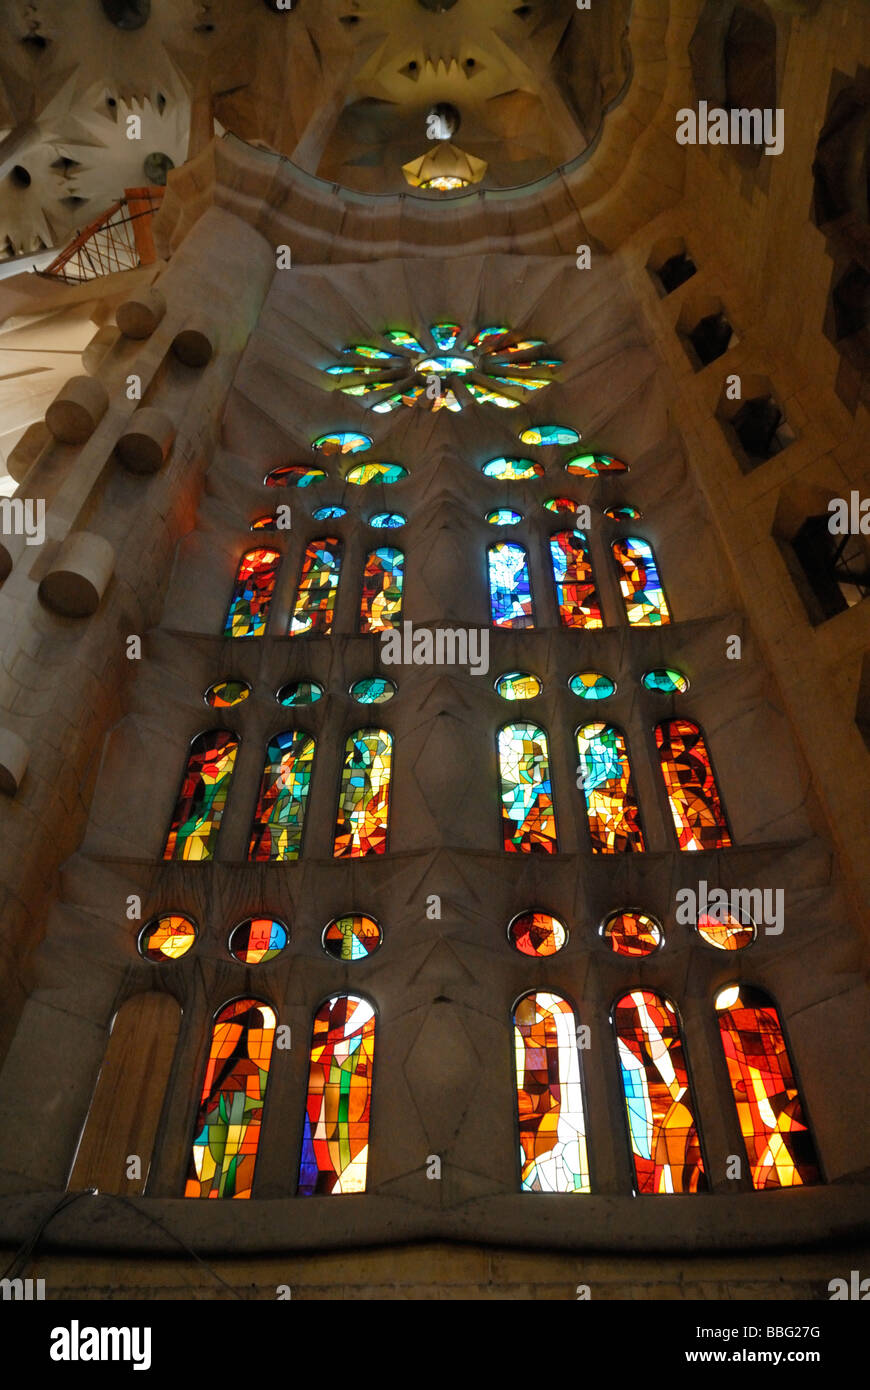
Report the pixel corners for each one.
[172,317,216,367]
[115,407,175,474]
[116,287,167,340]
[45,376,109,445]
[39,531,115,617]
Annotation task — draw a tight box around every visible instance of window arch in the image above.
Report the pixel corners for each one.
[333,728,392,857]
[289,537,343,636]
[488,542,534,628]
[549,530,602,628]
[513,991,590,1193]
[185,997,277,1199]
[715,984,820,1189]
[613,989,707,1194]
[247,731,316,862]
[163,730,239,861]
[655,718,731,850]
[224,548,281,638]
[612,537,671,626]
[575,722,644,853]
[498,722,557,853]
[360,546,404,633]
[298,994,376,1196]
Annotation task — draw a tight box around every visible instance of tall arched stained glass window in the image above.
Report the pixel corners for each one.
[612,537,671,626]
[289,537,343,636]
[185,998,276,1199]
[513,992,590,1193]
[299,994,376,1196]
[613,990,707,1194]
[360,546,404,633]
[715,984,820,1189]
[163,730,239,861]
[549,531,602,628]
[498,722,556,853]
[224,548,281,638]
[488,542,534,629]
[655,718,731,851]
[575,722,644,853]
[247,731,315,862]
[334,728,392,857]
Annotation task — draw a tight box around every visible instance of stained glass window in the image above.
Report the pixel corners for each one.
[386,329,424,352]
[544,497,578,515]
[277,679,324,706]
[486,508,523,525]
[312,505,347,521]
[431,323,461,350]
[322,915,382,960]
[250,514,282,531]
[265,465,326,488]
[345,462,408,486]
[569,672,616,700]
[369,512,406,529]
[643,668,689,695]
[228,918,288,964]
[549,531,602,629]
[139,913,197,962]
[299,994,376,1195]
[716,985,820,1188]
[655,719,731,851]
[614,990,707,1194]
[565,454,629,478]
[508,911,567,957]
[289,538,342,636]
[613,537,671,626]
[163,730,239,861]
[224,548,280,639]
[186,998,276,1199]
[697,910,755,950]
[602,910,662,957]
[498,722,556,853]
[482,457,542,481]
[513,992,590,1193]
[604,505,642,521]
[495,671,542,700]
[360,546,404,633]
[248,731,315,862]
[350,677,397,705]
[204,679,251,709]
[313,432,372,454]
[488,543,534,629]
[334,728,392,858]
[519,425,581,447]
[575,722,644,853]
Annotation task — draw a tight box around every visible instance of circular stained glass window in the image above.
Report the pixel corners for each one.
[642,668,690,695]
[697,910,756,951]
[519,425,580,447]
[322,914,383,960]
[139,913,196,962]
[369,513,406,529]
[568,672,616,700]
[265,465,327,487]
[601,910,662,957]
[313,432,372,455]
[495,671,542,700]
[482,457,543,481]
[204,679,251,709]
[350,677,397,705]
[508,911,568,957]
[229,917,288,964]
[543,497,578,514]
[485,508,523,525]
[346,462,408,486]
[277,680,324,706]
[312,506,348,521]
[604,505,642,520]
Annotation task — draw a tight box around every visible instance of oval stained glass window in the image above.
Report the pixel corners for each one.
[322,914,382,960]
[313,432,372,455]
[495,671,542,700]
[277,680,324,706]
[229,917,288,964]
[346,462,408,486]
[312,505,348,521]
[602,910,662,957]
[482,457,543,482]
[508,911,567,957]
[697,910,756,951]
[543,497,578,514]
[565,454,629,478]
[519,426,581,446]
[265,466,327,488]
[569,672,616,700]
[486,508,523,524]
[604,505,642,521]
[642,668,690,695]
[250,514,280,530]
[417,355,475,375]
[369,512,406,528]
[139,913,197,962]
[350,677,397,705]
[204,679,251,709]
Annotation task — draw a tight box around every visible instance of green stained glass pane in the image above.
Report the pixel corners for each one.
[642,668,690,695]
[346,462,408,485]
[520,425,580,446]
[486,508,523,524]
[350,677,397,705]
[569,672,617,700]
[495,671,542,700]
[482,457,542,481]
[277,680,324,706]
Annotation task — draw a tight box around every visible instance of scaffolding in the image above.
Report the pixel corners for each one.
[39,186,165,285]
